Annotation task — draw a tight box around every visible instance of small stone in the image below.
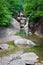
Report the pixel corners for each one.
[29,32,32,35]
[0,44,9,50]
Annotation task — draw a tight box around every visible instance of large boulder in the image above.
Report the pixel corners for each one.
[20,52,39,64]
[0,44,9,50]
[14,38,36,47]
[14,38,27,45]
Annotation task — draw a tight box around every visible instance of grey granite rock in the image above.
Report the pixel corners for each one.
[0,44,9,50]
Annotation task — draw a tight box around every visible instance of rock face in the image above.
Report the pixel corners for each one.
[0,44,9,50]
[14,38,36,47]
[11,18,20,30]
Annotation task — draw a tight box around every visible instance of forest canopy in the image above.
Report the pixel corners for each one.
[23,0,43,33]
[0,0,43,27]
[0,0,22,26]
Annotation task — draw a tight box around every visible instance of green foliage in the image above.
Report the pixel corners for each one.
[23,0,43,21]
[0,0,43,27]
[7,0,22,14]
[0,0,22,27]
[23,0,43,16]
[23,0,43,33]
[0,0,12,26]
[16,29,26,35]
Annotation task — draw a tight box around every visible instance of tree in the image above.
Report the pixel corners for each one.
[0,0,22,27]
[7,0,22,16]
[0,0,12,27]
[23,0,43,33]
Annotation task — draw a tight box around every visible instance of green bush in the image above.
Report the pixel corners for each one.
[0,0,22,27]
[0,0,12,27]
